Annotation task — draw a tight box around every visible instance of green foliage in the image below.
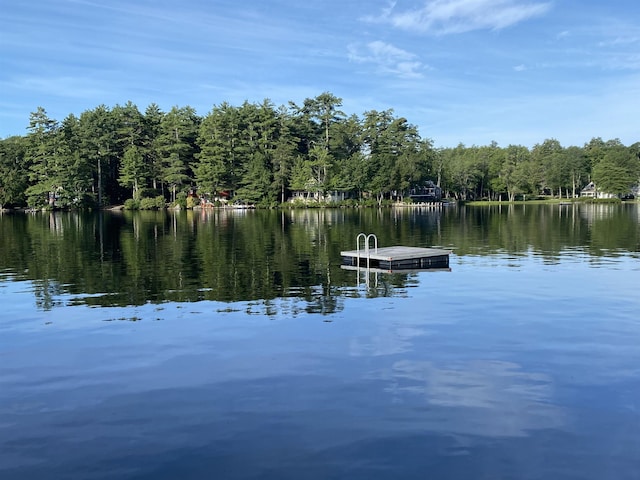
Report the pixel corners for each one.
[173,192,187,209]
[3,98,639,208]
[118,145,147,200]
[124,195,165,210]
[186,194,199,209]
[337,198,360,208]
[124,198,139,210]
[592,145,639,195]
[140,195,166,210]
[0,136,29,208]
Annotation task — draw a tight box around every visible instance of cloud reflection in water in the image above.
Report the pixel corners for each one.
[379,359,565,437]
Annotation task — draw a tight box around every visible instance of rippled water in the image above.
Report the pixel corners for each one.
[1,205,639,479]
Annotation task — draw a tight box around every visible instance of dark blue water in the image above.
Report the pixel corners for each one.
[1,206,639,479]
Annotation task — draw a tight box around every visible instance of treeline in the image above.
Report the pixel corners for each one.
[0,92,639,209]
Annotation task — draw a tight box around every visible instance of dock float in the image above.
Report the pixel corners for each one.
[341,234,450,270]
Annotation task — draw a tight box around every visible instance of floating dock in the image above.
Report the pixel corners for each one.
[341,234,450,270]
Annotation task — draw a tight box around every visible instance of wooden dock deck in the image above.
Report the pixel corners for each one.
[341,245,450,270]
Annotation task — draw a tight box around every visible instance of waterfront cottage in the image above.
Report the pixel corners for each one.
[580,182,618,199]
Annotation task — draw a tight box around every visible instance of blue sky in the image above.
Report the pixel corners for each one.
[1,0,639,148]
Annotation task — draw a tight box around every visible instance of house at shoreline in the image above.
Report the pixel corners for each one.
[580,182,618,199]
[408,181,442,203]
[289,180,443,204]
[289,190,356,203]
[580,182,639,199]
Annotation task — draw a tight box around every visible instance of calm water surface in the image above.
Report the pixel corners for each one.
[1,204,639,479]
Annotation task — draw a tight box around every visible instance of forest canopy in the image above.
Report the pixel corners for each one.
[1,92,639,209]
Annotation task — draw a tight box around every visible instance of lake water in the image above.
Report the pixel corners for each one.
[1,204,639,479]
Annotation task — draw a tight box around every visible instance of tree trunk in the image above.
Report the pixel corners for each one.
[97,158,102,206]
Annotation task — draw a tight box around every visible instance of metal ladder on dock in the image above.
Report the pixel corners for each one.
[356,233,378,269]
[356,233,379,288]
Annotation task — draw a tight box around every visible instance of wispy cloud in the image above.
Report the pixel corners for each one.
[597,35,640,48]
[566,19,640,71]
[348,41,425,78]
[3,75,110,100]
[364,0,552,35]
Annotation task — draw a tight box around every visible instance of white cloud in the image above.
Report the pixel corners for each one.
[365,0,552,35]
[348,41,425,78]
[513,64,526,71]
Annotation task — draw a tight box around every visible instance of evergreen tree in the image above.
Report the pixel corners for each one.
[327,114,364,195]
[158,106,199,199]
[362,109,397,203]
[164,152,191,203]
[0,136,29,208]
[143,103,165,191]
[235,153,273,205]
[307,92,345,152]
[24,107,60,207]
[53,114,94,206]
[113,101,145,150]
[78,105,119,205]
[289,156,313,192]
[118,145,147,200]
[195,103,240,197]
[271,106,299,203]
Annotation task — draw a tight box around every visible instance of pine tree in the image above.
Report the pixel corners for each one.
[118,145,147,200]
